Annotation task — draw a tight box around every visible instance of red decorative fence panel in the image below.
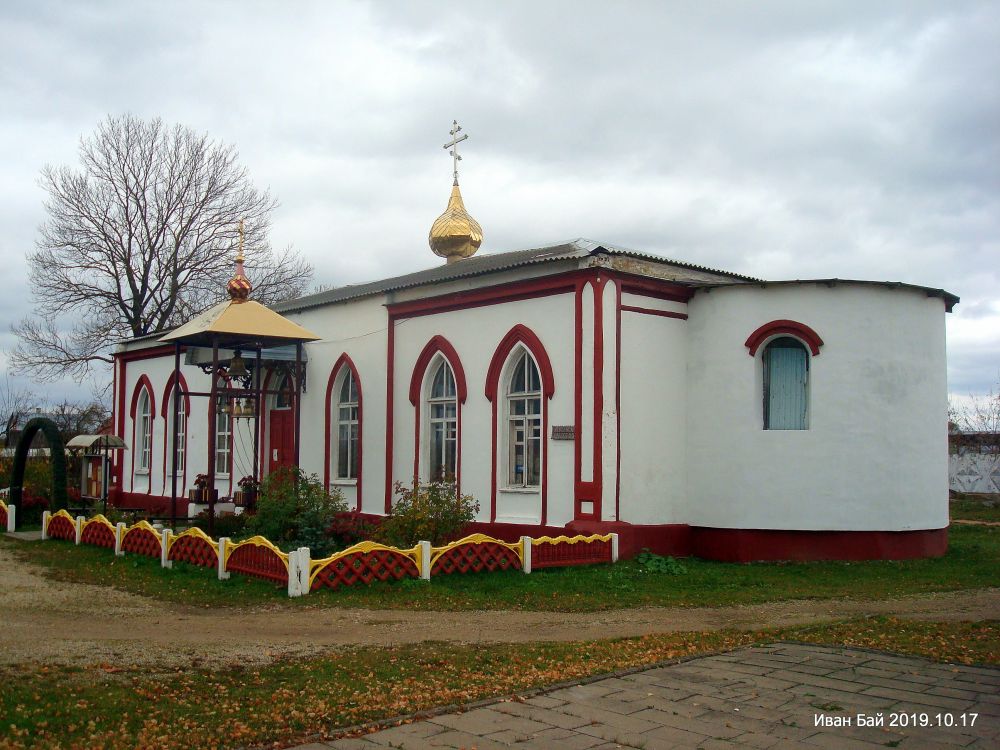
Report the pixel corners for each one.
[311,543,420,591]
[532,535,612,569]
[167,530,218,569]
[80,519,116,549]
[225,538,288,585]
[47,512,76,541]
[121,524,161,558]
[431,535,522,576]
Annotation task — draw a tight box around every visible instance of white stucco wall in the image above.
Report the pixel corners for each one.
[390,293,577,525]
[685,283,949,531]
[619,302,688,525]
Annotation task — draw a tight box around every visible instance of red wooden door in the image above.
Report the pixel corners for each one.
[268,410,294,474]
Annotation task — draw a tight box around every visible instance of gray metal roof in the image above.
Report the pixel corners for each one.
[706,278,960,312]
[273,239,758,314]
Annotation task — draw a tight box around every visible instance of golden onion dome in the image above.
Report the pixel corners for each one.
[429,181,483,263]
[227,220,253,302]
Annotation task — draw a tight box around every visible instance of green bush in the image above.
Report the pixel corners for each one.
[245,467,346,556]
[375,480,478,548]
[635,548,687,575]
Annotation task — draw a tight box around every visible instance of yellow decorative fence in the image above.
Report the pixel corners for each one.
[37,509,617,598]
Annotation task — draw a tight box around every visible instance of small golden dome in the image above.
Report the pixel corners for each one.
[429,182,483,263]
[227,219,253,302]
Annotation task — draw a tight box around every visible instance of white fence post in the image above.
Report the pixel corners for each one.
[217,538,230,580]
[298,547,310,597]
[114,522,126,556]
[418,540,431,580]
[6,505,15,533]
[521,536,532,574]
[161,529,172,569]
[75,516,85,545]
[610,533,619,563]
[41,510,50,540]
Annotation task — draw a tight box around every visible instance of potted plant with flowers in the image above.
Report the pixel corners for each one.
[188,473,218,503]
[234,475,259,510]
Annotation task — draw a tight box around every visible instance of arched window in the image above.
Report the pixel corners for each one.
[336,370,359,480]
[428,359,457,481]
[506,349,542,487]
[169,392,186,474]
[137,388,152,472]
[215,375,233,474]
[763,337,809,430]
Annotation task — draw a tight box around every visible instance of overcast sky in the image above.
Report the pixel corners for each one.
[1,0,997,405]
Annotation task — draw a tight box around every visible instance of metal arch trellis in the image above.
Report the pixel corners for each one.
[7,417,69,531]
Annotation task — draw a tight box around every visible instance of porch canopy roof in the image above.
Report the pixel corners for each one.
[159,298,320,350]
[65,434,127,451]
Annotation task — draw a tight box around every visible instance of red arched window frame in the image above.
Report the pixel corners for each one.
[129,375,155,490]
[160,371,191,491]
[324,353,363,507]
[485,325,556,524]
[745,319,824,357]
[408,336,467,492]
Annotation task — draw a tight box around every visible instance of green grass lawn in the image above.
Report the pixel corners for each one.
[4,523,998,611]
[0,617,996,750]
[951,495,1000,523]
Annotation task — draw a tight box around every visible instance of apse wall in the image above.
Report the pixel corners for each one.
[685,283,949,533]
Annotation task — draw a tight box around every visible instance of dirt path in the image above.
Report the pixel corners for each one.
[1,544,998,669]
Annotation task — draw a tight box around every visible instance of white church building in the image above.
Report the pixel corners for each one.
[109,133,958,562]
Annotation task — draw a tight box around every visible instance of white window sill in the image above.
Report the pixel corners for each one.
[135,470,150,476]
[499,486,540,495]
[330,479,358,487]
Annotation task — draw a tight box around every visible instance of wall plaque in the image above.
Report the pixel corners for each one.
[551,425,575,440]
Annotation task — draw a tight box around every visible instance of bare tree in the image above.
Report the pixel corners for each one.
[1,373,36,447]
[11,114,313,382]
[949,377,1000,495]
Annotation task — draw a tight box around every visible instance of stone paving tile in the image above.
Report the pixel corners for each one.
[299,645,999,750]
[361,721,447,746]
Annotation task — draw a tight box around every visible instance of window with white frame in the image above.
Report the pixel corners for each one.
[169,393,186,474]
[137,388,152,472]
[763,337,809,430]
[335,369,359,480]
[506,349,542,487]
[427,359,457,482]
[215,378,232,474]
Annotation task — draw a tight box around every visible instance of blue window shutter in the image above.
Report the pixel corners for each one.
[765,340,808,430]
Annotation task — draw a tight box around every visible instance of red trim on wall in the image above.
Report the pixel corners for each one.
[615,275,695,303]
[485,325,556,525]
[689,527,947,562]
[745,319,824,356]
[573,281,584,516]
[484,325,556,400]
[114,356,126,494]
[159,371,192,418]
[384,316,396,513]
[620,305,688,320]
[128,375,155,495]
[388,272,583,320]
[117,344,183,363]
[466,520,947,562]
[591,277,605,521]
[407,336,469,406]
[160,371,191,496]
[615,283,622,523]
[324,353,364,509]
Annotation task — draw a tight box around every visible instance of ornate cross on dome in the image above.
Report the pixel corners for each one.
[443,120,469,186]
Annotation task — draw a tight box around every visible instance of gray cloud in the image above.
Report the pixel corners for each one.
[1,0,997,398]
